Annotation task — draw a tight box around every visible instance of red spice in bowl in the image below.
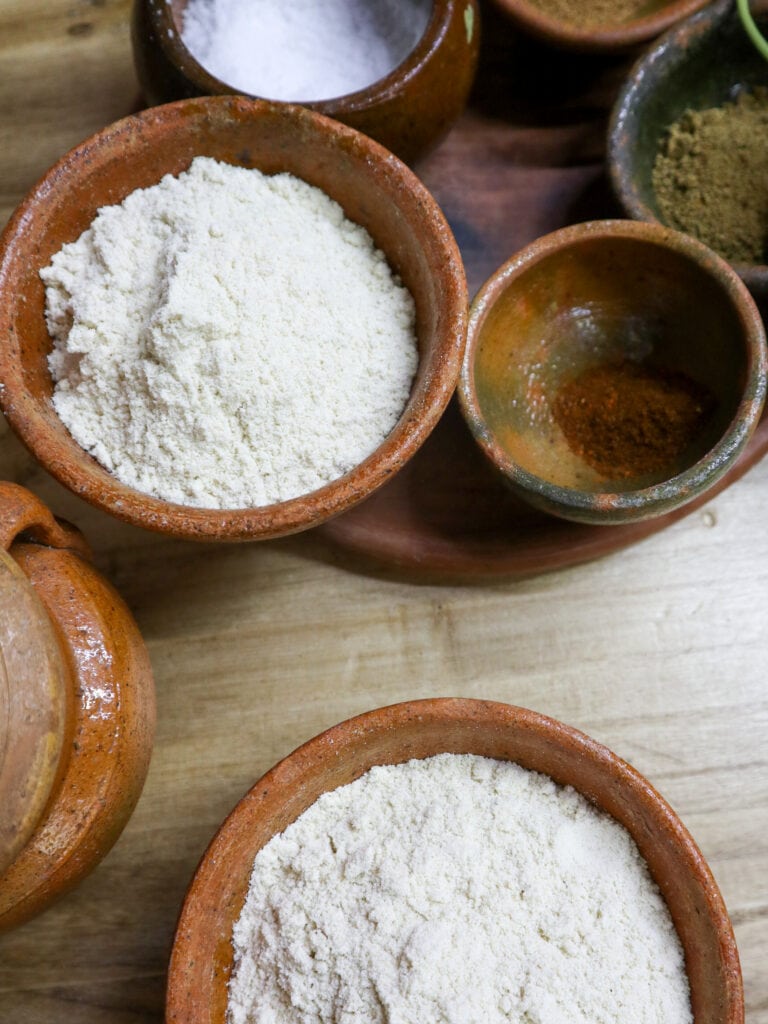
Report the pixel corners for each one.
[552,361,716,480]
[458,220,767,525]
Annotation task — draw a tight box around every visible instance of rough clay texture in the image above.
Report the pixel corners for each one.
[181,0,433,101]
[228,754,692,1024]
[42,157,417,508]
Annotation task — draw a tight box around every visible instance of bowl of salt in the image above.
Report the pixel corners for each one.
[132,0,480,164]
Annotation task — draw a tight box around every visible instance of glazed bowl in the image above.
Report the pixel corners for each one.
[488,0,710,52]
[457,220,767,526]
[609,0,768,295]
[131,0,480,164]
[166,697,742,1023]
[0,96,467,542]
[0,483,155,931]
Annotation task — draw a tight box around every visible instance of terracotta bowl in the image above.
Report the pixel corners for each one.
[609,0,768,296]
[167,697,742,1023]
[0,97,467,542]
[0,483,155,931]
[488,0,710,52]
[457,220,767,526]
[131,0,480,165]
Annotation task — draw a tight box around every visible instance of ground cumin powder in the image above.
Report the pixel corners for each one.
[552,361,715,480]
[527,0,662,27]
[653,89,768,264]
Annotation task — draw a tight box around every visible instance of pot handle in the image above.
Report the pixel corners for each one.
[0,483,91,557]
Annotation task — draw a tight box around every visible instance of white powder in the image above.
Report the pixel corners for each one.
[42,157,417,508]
[229,753,692,1024]
[180,0,433,102]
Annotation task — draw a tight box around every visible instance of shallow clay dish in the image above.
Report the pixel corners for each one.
[458,220,767,525]
[167,697,742,1023]
[609,0,768,296]
[0,483,155,931]
[0,97,467,542]
[132,0,480,164]
[489,0,710,52]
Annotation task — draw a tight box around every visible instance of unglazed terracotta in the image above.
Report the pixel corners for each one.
[0,97,468,542]
[132,0,480,165]
[608,0,768,296]
[458,220,767,526]
[166,697,743,1024]
[490,0,709,51]
[0,483,155,931]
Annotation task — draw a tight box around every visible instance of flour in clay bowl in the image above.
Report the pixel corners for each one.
[227,753,693,1024]
[41,156,418,510]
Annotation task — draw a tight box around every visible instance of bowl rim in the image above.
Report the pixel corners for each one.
[166,696,743,1023]
[0,95,468,541]
[147,0,467,111]
[489,0,711,52]
[607,0,768,289]
[457,219,768,520]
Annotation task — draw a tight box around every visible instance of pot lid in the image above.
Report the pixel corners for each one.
[0,548,68,877]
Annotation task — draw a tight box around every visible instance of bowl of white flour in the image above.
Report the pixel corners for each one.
[166,698,742,1024]
[0,96,467,541]
[131,0,480,164]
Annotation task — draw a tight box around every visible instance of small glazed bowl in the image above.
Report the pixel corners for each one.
[0,97,467,542]
[609,0,768,295]
[166,697,742,1024]
[0,483,155,931]
[488,0,710,52]
[131,0,480,164]
[457,220,767,526]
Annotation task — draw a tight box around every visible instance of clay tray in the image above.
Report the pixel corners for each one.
[316,13,768,580]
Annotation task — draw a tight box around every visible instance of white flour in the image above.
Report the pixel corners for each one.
[181,0,433,101]
[42,157,417,508]
[228,754,692,1024]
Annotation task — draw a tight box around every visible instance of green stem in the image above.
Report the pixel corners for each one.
[738,0,768,61]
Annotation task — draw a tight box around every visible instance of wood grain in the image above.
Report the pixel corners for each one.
[0,1,766,1021]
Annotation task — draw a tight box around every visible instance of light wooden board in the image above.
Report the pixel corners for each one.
[0,1,766,1021]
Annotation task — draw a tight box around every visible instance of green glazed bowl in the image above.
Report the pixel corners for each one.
[609,0,768,296]
[458,220,767,526]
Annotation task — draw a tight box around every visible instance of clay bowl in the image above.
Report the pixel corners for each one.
[0,483,155,931]
[167,697,742,1023]
[488,0,710,52]
[609,0,768,296]
[457,220,767,526]
[131,0,480,164]
[0,97,467,542]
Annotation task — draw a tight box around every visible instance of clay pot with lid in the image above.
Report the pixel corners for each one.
[0,482,155,930]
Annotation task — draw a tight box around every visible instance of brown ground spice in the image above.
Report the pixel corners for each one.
[552,361,715,480]
[652,89,768,264]
[526,0,662,27]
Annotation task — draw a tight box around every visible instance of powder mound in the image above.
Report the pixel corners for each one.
[228,753,692,1024]
[42,157,418,509]
[652,89,768,264]
[181,0,433,102]
[552,361,716,480]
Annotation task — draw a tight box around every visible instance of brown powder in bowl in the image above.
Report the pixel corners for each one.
[525,0,665,27]
[652,89,768,265]
[552,361,716,480]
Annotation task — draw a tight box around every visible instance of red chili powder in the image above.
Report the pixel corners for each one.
[552,361,716,480]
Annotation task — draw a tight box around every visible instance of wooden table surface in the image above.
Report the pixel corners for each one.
[1,2,767,1021]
